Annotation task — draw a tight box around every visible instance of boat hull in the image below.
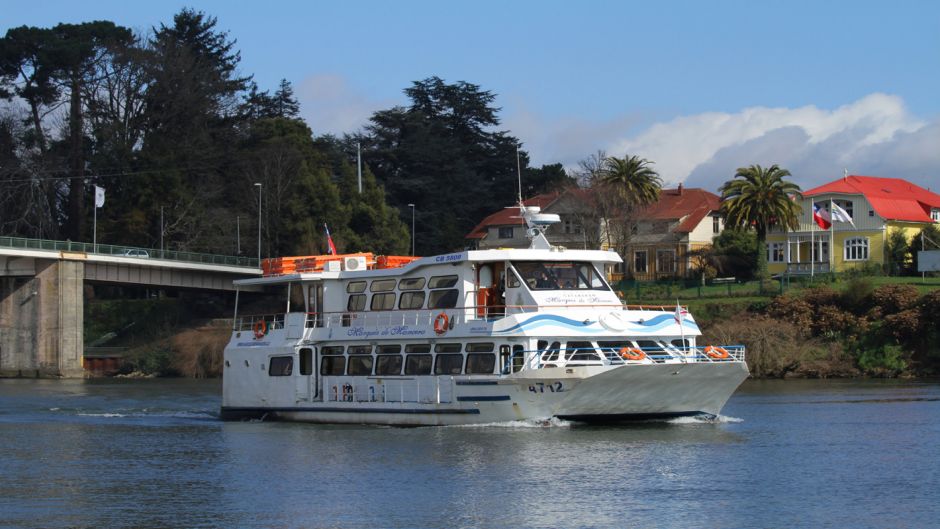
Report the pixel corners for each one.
[220,361,749,426]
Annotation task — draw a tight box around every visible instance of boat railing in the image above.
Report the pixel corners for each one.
[234,313,286,333]
[534,344,745,368]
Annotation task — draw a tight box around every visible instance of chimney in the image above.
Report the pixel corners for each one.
[677,183,683,195]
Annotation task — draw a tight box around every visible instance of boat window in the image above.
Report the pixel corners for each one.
[671,339,690,349]
[375,355,403,375]
[506,270,521,288]
[320,346,345,355]
[370,279,397,292]
[499,345,511,374]
[435,343,462,353]
[377,344,402,354]
[347,355,373,376]
[404,354,433,375]
[429,275,458,289]
[540,341,561,362]
[268,356,293,376]
[399,291,426,310]
[466,342,494,352]
[511,345,525,373]
[637,340,665,358]
[320,355,345,376]
[349,345,372,355]
[598,341,632,362]
[299,348,313,375]
[347,294,366,312]
[466,353,496,374]
[429,289,458,309]
[512,261,610,291]
[346,281,367,293]
[565,341,600,362]
[370,292,396,310]
[405,344,431,354]
[434,354,463,375]
[398,277,426,290]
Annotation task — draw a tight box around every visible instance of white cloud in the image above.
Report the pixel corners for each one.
[607,93,926,187]
[295,74,399,136]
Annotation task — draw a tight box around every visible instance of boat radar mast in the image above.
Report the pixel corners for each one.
[514,145,560,249]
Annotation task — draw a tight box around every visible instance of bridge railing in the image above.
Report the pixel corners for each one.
[0,236,259,268]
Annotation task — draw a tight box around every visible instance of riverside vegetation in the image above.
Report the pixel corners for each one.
[91,277,939,379]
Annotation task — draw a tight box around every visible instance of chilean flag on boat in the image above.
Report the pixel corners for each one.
[674,302,688,325]
[324,223,337,255]
[812,203,832,230]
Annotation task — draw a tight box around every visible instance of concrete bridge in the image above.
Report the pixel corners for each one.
[0,237,261,378]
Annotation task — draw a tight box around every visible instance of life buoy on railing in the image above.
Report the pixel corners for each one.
[433,312,449,335]
[704,346,729,359]
[619,347,646,361]
[252,319,267,339]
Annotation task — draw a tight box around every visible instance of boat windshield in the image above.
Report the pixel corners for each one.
[511,261,610,291]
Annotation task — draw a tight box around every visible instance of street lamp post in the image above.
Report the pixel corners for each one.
[254,183,262,263]
[408,203,415,256]
[160,206,164,257]
[236,216,241,255]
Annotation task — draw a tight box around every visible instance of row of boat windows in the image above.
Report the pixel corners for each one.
[267,342,526,377]
[346,274,460,311]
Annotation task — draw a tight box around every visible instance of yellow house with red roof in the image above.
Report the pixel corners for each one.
[765,175,940,275]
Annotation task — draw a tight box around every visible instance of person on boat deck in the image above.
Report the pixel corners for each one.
[536,271,557,289]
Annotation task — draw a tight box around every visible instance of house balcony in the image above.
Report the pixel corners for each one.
[784,261,831,275]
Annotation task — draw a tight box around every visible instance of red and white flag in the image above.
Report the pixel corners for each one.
[812,203,831,230]
[674,302,688,325]
[324,223,337,255]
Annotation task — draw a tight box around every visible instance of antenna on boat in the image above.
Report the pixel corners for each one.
[513,144,560,249]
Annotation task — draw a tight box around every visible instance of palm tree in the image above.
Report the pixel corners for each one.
[719,164,802,279]
[595,154,663,259]
[599,155,662,204]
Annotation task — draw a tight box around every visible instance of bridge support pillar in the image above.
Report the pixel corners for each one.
[0,259,84,377]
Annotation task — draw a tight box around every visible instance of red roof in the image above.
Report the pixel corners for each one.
[465,192,561,239]
[803,175,940,223]
[639,187,720,233]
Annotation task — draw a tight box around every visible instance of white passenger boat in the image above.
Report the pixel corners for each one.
[221,207,748,425]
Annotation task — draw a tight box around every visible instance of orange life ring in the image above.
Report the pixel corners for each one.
[704,346,729,359]
[619,347,646,361]
[252,319,267,339]
[433,312,449,335]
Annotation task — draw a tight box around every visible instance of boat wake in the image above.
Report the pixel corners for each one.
[667,414,743,425]
[449,417,573,429]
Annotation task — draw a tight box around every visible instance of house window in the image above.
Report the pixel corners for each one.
[932,209,940,222]
[844,237,869,261]
[634,251,648,273]
[712,216,720,234]
[656,250,676,273]
[833,199,854,220]
[498,227,514,239]
[767,242,785,263]
[562,218,581,234]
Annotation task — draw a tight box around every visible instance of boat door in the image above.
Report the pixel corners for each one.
[295,347,317,401]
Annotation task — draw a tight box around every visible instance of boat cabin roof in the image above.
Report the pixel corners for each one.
[235,248,622,286]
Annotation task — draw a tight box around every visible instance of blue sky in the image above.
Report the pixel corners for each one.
[5,0,940,191]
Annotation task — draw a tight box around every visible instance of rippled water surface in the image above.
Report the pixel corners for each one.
[1,378,938,529]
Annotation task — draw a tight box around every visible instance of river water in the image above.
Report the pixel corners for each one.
[0,378,937,529]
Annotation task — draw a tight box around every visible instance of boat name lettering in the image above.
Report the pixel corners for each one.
[528,381,564,393]
[469,326,490,333]
[389,325,426,336]
[434,252,464,263]
[544,294,604,304]
[346,327,382,338]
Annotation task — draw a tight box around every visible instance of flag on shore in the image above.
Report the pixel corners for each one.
[324,223,337,255]
[94,186,105,208]
[812,203,831,229]
[830,202,855,227]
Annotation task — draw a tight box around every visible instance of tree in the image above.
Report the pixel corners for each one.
[594,154,662,256]
[364,77,522,254]
[885,229,910,275]
[719,164,802,279]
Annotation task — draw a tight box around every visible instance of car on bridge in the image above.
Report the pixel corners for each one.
[120,249,150,258]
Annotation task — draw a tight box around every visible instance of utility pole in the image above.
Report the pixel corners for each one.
[254,183,262,263]
[408,203,415,256]
[357,142,363,194]
[160,206,165,257]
